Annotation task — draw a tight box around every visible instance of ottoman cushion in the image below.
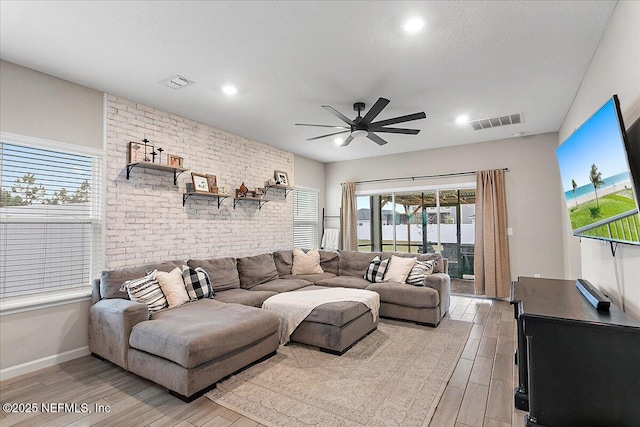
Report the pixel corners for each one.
[130,299,279,369]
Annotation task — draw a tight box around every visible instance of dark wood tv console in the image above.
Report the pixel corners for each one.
[510,276,640,427]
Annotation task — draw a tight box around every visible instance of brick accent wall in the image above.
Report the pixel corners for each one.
[105,95,294,268]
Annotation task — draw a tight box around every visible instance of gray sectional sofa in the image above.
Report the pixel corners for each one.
[89,249,450,401]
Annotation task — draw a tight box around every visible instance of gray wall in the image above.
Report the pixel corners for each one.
[559,1,640,319]
[324,132,566,281]
[0,60,103,149]
[0,60,104,377]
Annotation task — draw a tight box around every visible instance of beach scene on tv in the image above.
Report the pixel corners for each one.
[556,99,640,243]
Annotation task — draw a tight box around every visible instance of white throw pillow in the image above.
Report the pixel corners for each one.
[291,248,324,275]
[155,267,190,308]
[383,255,417,283]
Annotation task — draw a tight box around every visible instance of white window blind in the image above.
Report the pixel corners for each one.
[0,139,103,299]
[293,187,319,249]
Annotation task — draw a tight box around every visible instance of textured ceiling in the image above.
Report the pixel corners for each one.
[0,1,616,162]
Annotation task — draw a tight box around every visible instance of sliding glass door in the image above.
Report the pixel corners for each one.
[357,188,475,279]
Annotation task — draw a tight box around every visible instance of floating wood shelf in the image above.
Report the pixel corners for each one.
[233,197,269,210]
[183,192,231,208]
[264,184,294,198]
[126,162,188,185]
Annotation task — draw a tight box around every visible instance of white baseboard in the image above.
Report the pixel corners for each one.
[0,346,90,382]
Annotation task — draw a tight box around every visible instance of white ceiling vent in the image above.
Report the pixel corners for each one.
[470,113,522,130]
[161,75,195,89]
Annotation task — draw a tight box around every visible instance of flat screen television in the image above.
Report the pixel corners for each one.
[556,95,640,245]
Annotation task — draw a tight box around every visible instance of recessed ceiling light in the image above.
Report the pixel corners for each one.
[404,18,424,33]
[456,115,469,125]
[334,138,344,145]
[222,85,238,95]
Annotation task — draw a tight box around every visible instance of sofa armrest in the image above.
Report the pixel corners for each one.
[423,273,451,318]
[88,299,148,370]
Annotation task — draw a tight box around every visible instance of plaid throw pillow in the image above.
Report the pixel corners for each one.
[182,265,214,301]
[119,270,168,316]
[364,256,390,283]
[406,260,435,286]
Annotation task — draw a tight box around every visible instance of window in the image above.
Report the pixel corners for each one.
[0,136,104,301]
[293,187,319,249]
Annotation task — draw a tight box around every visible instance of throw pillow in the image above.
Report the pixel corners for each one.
[155,267,190,308]
[406,260,435,286]
[119,270,168,316]
[383,255,417,283]
[364,256,390,283]
[291,248,324,275]
[182,265,214,301]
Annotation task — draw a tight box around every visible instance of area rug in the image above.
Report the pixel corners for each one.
[206,318,472,427]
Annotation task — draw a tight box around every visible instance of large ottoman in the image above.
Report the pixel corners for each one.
[287,285,379,354]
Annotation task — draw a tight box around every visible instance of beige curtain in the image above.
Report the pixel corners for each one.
[474,169,511,298]
[339,182,358,251]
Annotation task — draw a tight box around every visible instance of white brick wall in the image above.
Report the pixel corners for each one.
[105,95,294,268]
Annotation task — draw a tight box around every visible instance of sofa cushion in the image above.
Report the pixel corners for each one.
[100,260,185,300]
[214,288,276,307]
[237,253,279,289]
[406,260,435,286]
[187,257,240,292]
[316,276,371,289]
[279,272,337,283]
[155,267,190,308]
[251,278,312,293]
[182,265,214,300]
[366,282,440,308]
[292,248,324,274]
[382,252,445,273]
[130,299,279,369]
[364,256,390,283]
[272,250,293,276]
[383,256,416,283]
[338,251,381,277]
[319,250,339,275]
[119,271,167,315]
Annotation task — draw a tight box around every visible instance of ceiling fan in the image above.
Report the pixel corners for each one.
[295,97,426,146]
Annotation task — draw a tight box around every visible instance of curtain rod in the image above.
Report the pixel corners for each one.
[342,168,509,185]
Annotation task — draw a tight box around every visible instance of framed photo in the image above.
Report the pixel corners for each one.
[191,173,210,193]
[206,174,217,192]
[167,154,184,168]
[129,141,154,163]
[274,170,289,186]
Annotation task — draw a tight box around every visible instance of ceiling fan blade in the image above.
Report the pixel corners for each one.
[371,111,426,127]
[306,130,349,141]
[367,133,389,146]
[340,135,355,146]
[360,97,390,125]
[368,127,420,135]
[295,123,350,129]
[322,105,355,125]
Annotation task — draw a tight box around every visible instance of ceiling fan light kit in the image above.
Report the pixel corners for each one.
[296,97,426,147]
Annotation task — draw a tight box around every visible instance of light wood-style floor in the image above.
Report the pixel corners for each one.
[0,296,527,427]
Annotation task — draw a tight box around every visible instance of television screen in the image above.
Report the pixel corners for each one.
[556,95,640,245]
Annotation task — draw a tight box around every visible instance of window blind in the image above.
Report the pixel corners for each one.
[293,187,319,249]
[0,140,103,299]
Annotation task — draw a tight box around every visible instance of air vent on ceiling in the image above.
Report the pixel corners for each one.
[470,113,522,130]
[161,75,195,89]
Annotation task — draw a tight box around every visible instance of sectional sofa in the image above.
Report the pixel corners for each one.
[89,249,450,401]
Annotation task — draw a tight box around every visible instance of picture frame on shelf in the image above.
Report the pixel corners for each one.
[167,154,184,168]
[274,170,289,186]
[206,174,217,192]
[191,173,210,193]
[129,141,154,163]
